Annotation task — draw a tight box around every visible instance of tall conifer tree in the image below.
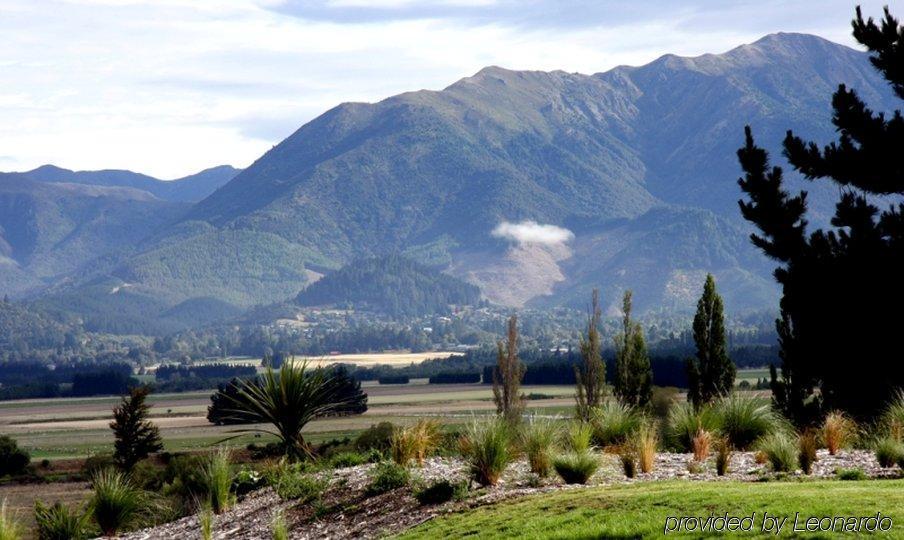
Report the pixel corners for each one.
[613,291,653,408]
[575,289,605,421]
[686,275,735,408]
[493,315,526,423]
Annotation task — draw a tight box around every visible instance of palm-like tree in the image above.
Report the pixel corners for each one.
[224,360,351,458]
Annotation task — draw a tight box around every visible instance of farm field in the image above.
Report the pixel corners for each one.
[188,351,462,370]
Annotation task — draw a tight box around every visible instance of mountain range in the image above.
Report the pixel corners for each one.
[2,32,898,330]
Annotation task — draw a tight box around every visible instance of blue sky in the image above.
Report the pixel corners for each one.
[0,0,890,178]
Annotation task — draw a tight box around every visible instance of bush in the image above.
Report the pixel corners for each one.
[692,428,712,462]
[715,394,782,450]
[553,452,599,484]
[355,422,396,453]
[874,437,904,468]
[161,454,208,510]
[89,468,150,536]
[620,453,636,478]
[519,416,559,477]
[714,438,731,476]
[650,386,679,419]
[378,375,410,385]
[664,402,720,452]
[882,390,904,440]
[204,449,233,514]
[329,452,368,469]
[366,461,410,496]
[34,501,90,540]
[274,472,325,502]
[566,421,594,454]
[82,454,117,479]
[798,431,818,475]
[460,418,511,486]
[822,411,857,455]
[391,420,442,466]
[0,436,29,478]
[0,500,22,540]
[634,422,658,474]
[589,402,643,447]
[836,468,867,481]
[756,433,797,473]
[232,467,264,496]
[413,479,468,505]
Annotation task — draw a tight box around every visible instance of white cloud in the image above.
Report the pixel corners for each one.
[492,220,574,246]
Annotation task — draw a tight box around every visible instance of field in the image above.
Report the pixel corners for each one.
[401,480,904,539]
[188,351,462,370]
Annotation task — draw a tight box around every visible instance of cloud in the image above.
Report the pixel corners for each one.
[492,220,574,246]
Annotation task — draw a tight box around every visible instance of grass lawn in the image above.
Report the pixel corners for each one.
[400,480,904,539]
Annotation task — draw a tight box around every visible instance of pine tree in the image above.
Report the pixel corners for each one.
[110,385,163,470]
[685,275,735,408]
[737,7,904,421]
[492,315,526,423]
[613,291,653,408]
[575,289,605,421]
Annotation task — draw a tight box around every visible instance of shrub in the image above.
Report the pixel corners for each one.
[664,402,720,452]
[692,428,712,462]
[822,411,857,455]
[756,433,797,473]
[566,421,594,454]
[714,438,731,476]
[199,507,213,540]
[82,454,117,479]
[715,394,782,450]
[271,510,288,540]
[161,454,208,510]
[874,437,904,468]
[460,418,511,486]
[553,452,599,484]
[882,390,904,440]
[34,501,90,540]
[634,422,658,474]
[0,436,30,478]
[620,453,636,478]
[519,416,559,477]
[88,468,150,536]
[204,449,233,514]
[232,467,265,496]
[414,479,468,505]
[798,431,818,475]
[366,461,410,496]
[329,451,368,469]
[836,468,867,481]
[354,422,396,453]
[650,386,679,419]
[0,500,22,540]
[391,420,442,466]
[589,402,643,447]
[274,472,326,502]
[686,460,704,475]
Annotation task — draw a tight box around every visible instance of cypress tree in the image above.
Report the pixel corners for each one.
[492,315,526,423]
[613,291,653,408]
[686,275,735,408]
[737,7,904,421]
[110,385,163,470]
[575,289,605,421]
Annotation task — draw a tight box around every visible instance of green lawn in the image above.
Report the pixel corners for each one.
[400,480,904,538]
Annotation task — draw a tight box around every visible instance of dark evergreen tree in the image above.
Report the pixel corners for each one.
[492,315,526,422]
[575,289,605,421]
[207,378,259,425]
[613,291,653,408]
[738,7,904,422]
[110,385,163,470]
[328,365,368,416]
[686,275,735,408]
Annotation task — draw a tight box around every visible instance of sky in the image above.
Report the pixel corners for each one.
[0,0,891,178]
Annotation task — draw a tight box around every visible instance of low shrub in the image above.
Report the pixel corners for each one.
[460,417,511,486]
[89,468,150,536]
[714,438,731,477]
[232,467,265,496]
[365,461,410,496]
[274,473,326,502]
[620,453,636,478]
[836,468,867,481]
[686,460,704,475]
[0,436,29,478]
[329,452,368,469]
[355,422,396,453]
[520,416,559,477]
[822,411,857,455]
[650,386,679,420]
[756,433,797,473]
[664,403,720,452]
[553,452,599,484]
[874,437,904,468]
[692,428,712,462]
[634,422,658,474]
[391,420,442,466]
[715,394,783,450]
[161,454,209,508]
[798,431,818,475]
[204,448,233,514]
[34,501,90,540]
[414,479,468,505]
[590,402,643,447]
[0,500,23,540]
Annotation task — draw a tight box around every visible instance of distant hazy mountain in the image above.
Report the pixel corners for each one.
[1,164,240,203]
[6,32,900,327]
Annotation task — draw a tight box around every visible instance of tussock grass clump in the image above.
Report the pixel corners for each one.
[665,403,720,452]
[460,417,512,486]
[756,433,797,473]
[715,394,783,450]
[0,500,22,540]
[89,468,151,536]
[881,390,904,441]
[633,423,658,474]
[204,448,234,514]
[822,411,857,455]
[519,416,560,477]
[328,451,368,469]
[391,419,442,466]
[34,501,90,540]
[271,510,288,540]
[714,438,731,476]
[874,437,904,468]
[798,430,818,475]
[199,507,213,540]
[620,453,637,478]
[366,461,410,496]
[566,421,594,454]
[414,479,468,505]
[836,468,867,481]
[692,428,712,462]
[553,452,599,484]
[590,402,643,447]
